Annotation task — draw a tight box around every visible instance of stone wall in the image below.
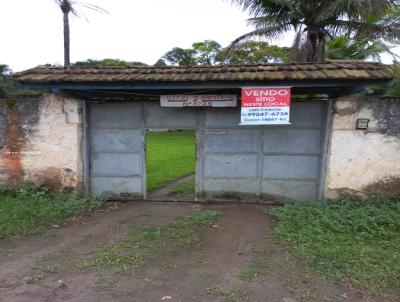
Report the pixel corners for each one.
[0,93,83,191]
[325,96,400,198]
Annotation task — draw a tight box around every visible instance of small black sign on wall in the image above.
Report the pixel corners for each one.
[356,119,369,130]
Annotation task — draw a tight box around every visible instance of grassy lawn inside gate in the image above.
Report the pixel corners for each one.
[146,130,196,192]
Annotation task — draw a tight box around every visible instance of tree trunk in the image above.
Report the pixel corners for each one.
[305,29,325,63]
[63,11,70,66]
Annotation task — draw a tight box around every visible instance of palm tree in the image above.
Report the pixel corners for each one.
[230,0,400,62]
[54,1,108,66]
[326,35,399,62]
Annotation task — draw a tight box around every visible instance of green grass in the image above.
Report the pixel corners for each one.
[269,194,400,293]
[233,251,269,281]
[0,185,105,238]
[146,131,196,191]
[80,210,220,273]
[203,284,249,302]
[171,176,195,195]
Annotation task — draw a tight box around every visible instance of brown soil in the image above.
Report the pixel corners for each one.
[0,202,393,302]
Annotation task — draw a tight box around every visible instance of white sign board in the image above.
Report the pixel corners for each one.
[240,87,291,125]
[160,95,237,107]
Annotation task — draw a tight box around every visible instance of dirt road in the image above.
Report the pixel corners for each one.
[0,202,384,302]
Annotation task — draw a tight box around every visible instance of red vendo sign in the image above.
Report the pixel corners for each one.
[241,87,291,125]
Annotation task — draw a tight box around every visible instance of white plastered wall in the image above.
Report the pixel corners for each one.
[325,95,400,197]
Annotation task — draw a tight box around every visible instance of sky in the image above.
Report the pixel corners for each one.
[0,0,398,72]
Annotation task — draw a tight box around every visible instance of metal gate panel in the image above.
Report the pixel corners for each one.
[289,101,323,127]
[200,101,327,202]
[201,109,261,200]
[261,180,318,201]
[87,100,328,202]
[144,102,198,129]
[90,103,142,128]
[205,154,259,178]
[204,129,260,153]
[89,102,144,199]
[91,129,143,151]
[92,153,142,176]
[262,155,320,179]
[204,107,240,127]
[203,179,259,200]
[262,128,321,154]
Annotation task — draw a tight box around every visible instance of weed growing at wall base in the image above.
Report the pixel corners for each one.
[269,194,400,294]
[0,184,105,238]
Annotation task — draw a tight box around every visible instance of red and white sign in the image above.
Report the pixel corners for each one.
[241,87,291,125]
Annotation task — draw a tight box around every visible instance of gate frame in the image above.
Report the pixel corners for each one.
[83,99,334,201]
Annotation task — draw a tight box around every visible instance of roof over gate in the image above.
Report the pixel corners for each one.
[15,62,391,84]
[13,62,392,98]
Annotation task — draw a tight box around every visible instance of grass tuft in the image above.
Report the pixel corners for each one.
[203,284,249,302]
[80,210,220,273]
[269,194,400,293]
[234,251,269,281]
[0,184,105,238]
[171,176,195,195]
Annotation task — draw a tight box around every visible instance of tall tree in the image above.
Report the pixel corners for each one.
[0,65,19,100]
[161,47,197,66]
[221,40,289,64]
[0,65,39,99]
[230,0,400,62]
[74,58,148,67]
[54,1,108,66]
[192,40,222,65]
[159,40,289,65]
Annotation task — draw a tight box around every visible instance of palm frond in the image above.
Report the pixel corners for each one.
[76,2,109,14]
[54,0,109,19]
[225,23,292,58]
[231,0,292,18]
[326,19,400,43]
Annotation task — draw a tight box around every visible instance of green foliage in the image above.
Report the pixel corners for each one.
[146,131,196,191]
[0,184,105,238]
[161,47,198,66]
[80,210,220,272]
[160,39,289,65]
[74,58,148,67]
[269,194,400,293]
[0,64,41,99]
[385,64,400,96]
[192,40,222,65]
[0,64,11,76]
[230,0,400,62]
[0,64,17,99]
[326,35,396,61]
[223,40,289,64]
